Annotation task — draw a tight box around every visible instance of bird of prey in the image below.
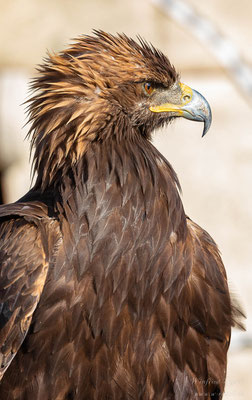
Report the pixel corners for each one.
[0,31,243,399]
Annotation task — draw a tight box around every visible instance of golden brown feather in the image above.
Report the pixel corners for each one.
[0,31,244,399]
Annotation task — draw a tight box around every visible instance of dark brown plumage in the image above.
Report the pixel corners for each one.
[0,31,244,399]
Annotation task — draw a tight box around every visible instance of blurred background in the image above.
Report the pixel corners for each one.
[0,0,251,397]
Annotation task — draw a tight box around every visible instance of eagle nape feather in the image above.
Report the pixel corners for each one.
[0,31,244,400]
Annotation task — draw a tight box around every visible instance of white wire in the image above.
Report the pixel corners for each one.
[151,0,252,103]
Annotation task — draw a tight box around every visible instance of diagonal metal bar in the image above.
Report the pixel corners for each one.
[151,0,252,105]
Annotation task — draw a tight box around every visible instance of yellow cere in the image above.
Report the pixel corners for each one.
[179,83,193,105]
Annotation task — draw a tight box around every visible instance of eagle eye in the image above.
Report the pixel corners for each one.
[143,82,155,96]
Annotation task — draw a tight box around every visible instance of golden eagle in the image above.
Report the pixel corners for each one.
[0,31,243,399]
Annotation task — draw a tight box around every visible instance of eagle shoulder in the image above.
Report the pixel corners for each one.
[0,202,59,379]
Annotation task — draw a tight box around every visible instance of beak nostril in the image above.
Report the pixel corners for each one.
[183,95,191,102]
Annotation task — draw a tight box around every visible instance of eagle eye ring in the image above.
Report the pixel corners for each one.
[143,82,155,96]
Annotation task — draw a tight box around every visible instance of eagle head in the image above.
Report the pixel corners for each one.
[28,31,211,188]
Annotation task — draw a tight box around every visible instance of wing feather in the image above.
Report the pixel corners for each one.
[0,215,49,379]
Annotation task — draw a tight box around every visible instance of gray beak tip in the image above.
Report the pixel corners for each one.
[182,88,212,138]
[201,107,212,137]
[202,120,210,137]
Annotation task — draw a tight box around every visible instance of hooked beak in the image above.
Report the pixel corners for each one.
[149,83,212,137]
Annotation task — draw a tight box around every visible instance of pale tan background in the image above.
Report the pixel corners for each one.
[0,0,251,398]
